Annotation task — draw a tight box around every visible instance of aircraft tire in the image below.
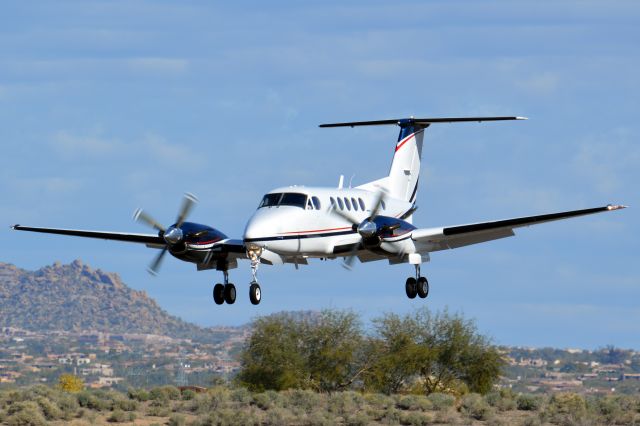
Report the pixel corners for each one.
[417,276,429,299]
[213,283,225,305]
[224,283,236,304]
[405,277,418,299]
[249,282,261,305]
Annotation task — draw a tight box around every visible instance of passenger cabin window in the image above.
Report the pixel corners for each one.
[330,197,336,208]
[358,198,365,211]
[337,198,344,210]
[259,192,308,209]
[312,196,321,210]
[344,197,351,211]
[381,200,386,210]
[351,197,358,211]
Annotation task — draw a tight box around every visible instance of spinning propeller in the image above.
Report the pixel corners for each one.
[133,193,198,275]
[328,190,396,270]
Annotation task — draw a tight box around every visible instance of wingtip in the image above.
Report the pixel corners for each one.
[516,116,528,120]
[184,192,199,203]
[10,224,19,230]
[607,204,628,211]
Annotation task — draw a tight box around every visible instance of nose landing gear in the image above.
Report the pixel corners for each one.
[406,264,429,300]
[246,247,263,305]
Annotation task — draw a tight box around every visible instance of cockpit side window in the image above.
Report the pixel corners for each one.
[279,192,308,208]
[259,193,282,208]
[311,196,321,210]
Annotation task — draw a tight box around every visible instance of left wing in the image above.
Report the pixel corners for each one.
[411,204,626,252]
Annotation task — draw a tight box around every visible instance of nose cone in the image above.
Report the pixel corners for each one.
[243,208,283,244]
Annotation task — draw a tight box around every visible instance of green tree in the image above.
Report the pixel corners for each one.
[367,308,504,395]
[57,374,84,393]
[236,310,365,392]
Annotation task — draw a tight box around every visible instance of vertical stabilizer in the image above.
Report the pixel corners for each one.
[386,121,426,203]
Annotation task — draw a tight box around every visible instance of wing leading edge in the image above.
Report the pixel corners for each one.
[11,225,165,245]
[411,204,626,252]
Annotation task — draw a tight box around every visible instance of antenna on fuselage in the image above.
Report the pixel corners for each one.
[338,175,344,189]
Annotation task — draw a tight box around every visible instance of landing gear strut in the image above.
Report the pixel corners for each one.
[406,264,429,300]
[213,270,236,305]
[247,246,263,305]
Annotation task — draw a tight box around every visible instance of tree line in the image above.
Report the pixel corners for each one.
[236,308,504,395]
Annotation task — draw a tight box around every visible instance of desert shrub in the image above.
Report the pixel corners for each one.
[230,386,253,404]
[396,394,432,411]
[168,413,186,426]
[427,392,455,410]
[344,411,371,426]
[521,414,543,426]
[107,409,126,423]
[150,385,181,401]
[546,392,586,425]
[434,407,460,424]
[594,395,637,425]
[114,397,138,411]
[460,393,493,421]
[264,406,295,425]
[399,411,432,426]
[188,387,231,414]
[146,405,171,417]
[195,407,261,426]
[364,393,395,410]
[253,390,285,410]
[381,406,402,425]
[6,409,47,426]
[283,389,324,414]
[485,389,517,411]
[35,396,62,420]
[76,390,108,411]
[127,388,150,402]
[181,389,196,400]
[327,391,364,416]
[517,393,544,411]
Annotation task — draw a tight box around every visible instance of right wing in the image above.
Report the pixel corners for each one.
[11,225,165,247]
[411,204,626,252]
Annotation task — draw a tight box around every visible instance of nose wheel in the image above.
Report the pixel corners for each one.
[406,265,429,300]
[249,282,261,305]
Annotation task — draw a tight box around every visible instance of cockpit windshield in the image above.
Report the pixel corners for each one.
[258,192,308,209]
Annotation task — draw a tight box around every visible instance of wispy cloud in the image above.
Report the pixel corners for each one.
[127,57,189,74]
[51,131,121,157]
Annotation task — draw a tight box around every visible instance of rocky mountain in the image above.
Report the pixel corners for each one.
[0,260,226,342]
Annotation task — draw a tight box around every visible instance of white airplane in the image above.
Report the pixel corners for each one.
[12,116,626,306]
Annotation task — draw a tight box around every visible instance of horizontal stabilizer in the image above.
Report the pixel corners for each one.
[319,116,527,128]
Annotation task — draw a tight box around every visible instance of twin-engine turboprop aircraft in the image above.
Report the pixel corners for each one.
[12,116,626,306]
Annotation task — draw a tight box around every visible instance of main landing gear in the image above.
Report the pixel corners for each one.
[405,264,429,300]
[213,270,236,305]
[213,247,264,306]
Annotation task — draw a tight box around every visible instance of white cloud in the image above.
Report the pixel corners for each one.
[128,57,189,74]
[51,131,121,157]
[516,71,560,95]
[571,127,639,194]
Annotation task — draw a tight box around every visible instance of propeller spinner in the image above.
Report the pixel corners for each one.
[133,192,199,275]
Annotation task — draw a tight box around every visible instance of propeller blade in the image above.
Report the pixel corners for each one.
[341,242,361,270]
[147,247,168,276]
[327,204,359,226]
[175,192,198,227]
[133,209,166,232]
[369,190,387,220]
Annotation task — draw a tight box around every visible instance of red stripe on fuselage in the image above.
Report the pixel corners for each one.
[278,226,352,235]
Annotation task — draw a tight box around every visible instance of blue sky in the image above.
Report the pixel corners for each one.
[2,1,638,349]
